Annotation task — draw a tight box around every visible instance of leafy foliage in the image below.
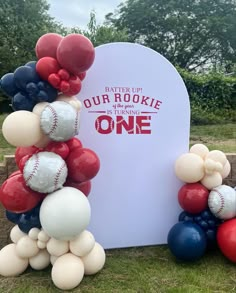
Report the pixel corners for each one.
[107,0,236,72]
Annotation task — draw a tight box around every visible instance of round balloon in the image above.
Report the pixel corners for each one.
[178,183,209,214]
[45,141,70,160]
[0,174,44,213]
[217,219,236,262]
[66,148,100,183]
[15,146,39,168]
[40,101,80,141]
[40,187,91,240]
[2,111,43,147]
[167,221,207,261]
[23,152,68,193]
[57,34,95,75]
[35,33,63,59]
[189,144,209,159]
[64,180,91,196]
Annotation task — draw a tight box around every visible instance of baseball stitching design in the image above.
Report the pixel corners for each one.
[54,162,67,190]
[25,153,40,184]
[47,105,58,135]
[209,189,225,215]
[74,110,79,135]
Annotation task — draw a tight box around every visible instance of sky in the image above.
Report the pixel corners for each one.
[48,0,122,29]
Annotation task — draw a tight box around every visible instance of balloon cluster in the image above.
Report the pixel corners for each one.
[0,33,106,290]
[0,33,94,112]
[168,143,236,263]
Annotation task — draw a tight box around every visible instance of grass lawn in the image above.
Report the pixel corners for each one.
[0,114,235,292]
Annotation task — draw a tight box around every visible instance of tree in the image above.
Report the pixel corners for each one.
[69,11,129,47]
[0,0,63,77]
[106,0,236,71]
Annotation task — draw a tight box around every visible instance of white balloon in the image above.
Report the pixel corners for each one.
[38,230,50,243]
[33,102,49,116]
[40,187,91,240]
[201,172,222,190]
[10,225,27,244]
[189,144,209,159]
[2,111,43,147]
[175,153,204,183]
[69,230,95,257]
[56,95,82,111]
[40,101,80,141]
[23,152,68,193]
[37,240,47,250]
[50,255,59,266]
[29,249,50,270]
[0,244,29,277]
[16,236,39,258]
[52,253,84,290]
[28,228,41,240]
[208,185,236,220]
[81,242,106,275]
[205,150,227,167]
[221,160,231,179]
[47,238,69,257]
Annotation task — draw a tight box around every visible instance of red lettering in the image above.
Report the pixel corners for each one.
[116,116,134,134]
[114,93,121,102]
[124,94,130,102]
[141,96,150,106]
[102,94,110,104]
[136,116,151,134]
[92,96,100,105]
[154,100,162,109]
[95,115,114,134]
[84,99,92,108]
[133,94,140,103]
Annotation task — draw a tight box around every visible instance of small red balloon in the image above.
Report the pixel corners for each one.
[0,174,44,213]
[66,148,100,183]
[78,72,86,81]
[15,146,39,168]
[178,183,209,214]
[66,137,83,152]
[217,219,236,262]
[35,33,63,59]
[36,57,61,81]
[57,34,95,75]
[19,155,32,172]
[65,179,91,196]
[45,141,70,160]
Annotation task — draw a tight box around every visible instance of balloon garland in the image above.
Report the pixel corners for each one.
[168,143,236,262]
[0,33,105,290]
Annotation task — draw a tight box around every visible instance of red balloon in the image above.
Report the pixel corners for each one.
[217,219,236,262]
[57,34,95,75]
[36,57,61,81]
[0,174,44,213]
[35,33,63,59]
[78,72,86,81]
[45,141,70,160]
[66,148,100,183]
[178,183,209,214]
[66,137,83,152]
[65,179,91,196]
[9,170,22,178]
[19,155,32,172]
[15,146,39,168]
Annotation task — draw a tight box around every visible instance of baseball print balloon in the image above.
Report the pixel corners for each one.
[23,152,68,193]
[208,185,236,220]
[40,101,79,141]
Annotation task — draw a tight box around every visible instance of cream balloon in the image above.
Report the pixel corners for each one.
[34,133,51,148]
[52,253,84,290]
[10,225,27,244]
[37,240,47,250]
[0,244,29,277]
[189,144,209,159]
[29,249,50,270]
[38,230,50,243]
[16,236,39,258]
[221,160,231,179]
[28,228,41,240]
[33,102,49,116]
[47,238,69,257]
[2,111,43,147]
[201,172,222,190]
[50,255,59,266]
[205,150,227,167]
[204,159,223,175]
[69,230,95,257]
[175,153,204,183]
[56,95,82,111]
[81,242,106,275]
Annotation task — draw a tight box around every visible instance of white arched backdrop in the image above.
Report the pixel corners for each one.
[77,43,190,249]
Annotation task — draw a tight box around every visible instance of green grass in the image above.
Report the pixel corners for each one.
[0,246,236,292]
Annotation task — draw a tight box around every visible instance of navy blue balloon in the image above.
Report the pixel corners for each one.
[25,61,37,70]
[12,92,36,111]
[6,210,21,224]
[14,66,40,90]
[37,81,57,102]
[168,221,207,261]
[0,73,19,97]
